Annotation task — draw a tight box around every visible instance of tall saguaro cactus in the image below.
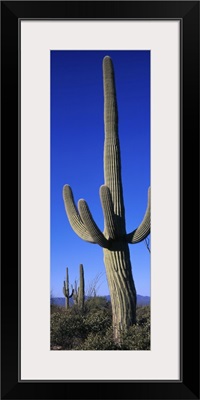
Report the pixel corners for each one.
[63,267,74,309]
[73,264,85,310]
[63,56,150,342]
[78,264,85,309]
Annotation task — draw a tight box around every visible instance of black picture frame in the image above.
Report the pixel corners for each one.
[1,1,199,399]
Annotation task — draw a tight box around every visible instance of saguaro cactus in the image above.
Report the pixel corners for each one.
[72,264,85,309]
[63,267,74,309]
[78,264,85,309]
[63,56,150,342]
[72,280,79,305]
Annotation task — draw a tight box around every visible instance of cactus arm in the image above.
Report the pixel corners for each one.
[68,288,74,298]
[63,285,74,298]
[126,187,151,244]
[78,199,109,248]
[63,185,95,243]
[100,184,116,239]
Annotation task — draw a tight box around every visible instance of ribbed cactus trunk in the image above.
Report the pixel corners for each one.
[104,246,137,340]
[102,57,136,341]
[63,56,150,344]
[78,264,85,310]
[72,264,85,309]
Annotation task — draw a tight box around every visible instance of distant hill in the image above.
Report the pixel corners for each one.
[136,294,150,305]
[51,294,150,307]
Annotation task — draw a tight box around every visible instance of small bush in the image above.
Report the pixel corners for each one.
[136,305,150,325]
[84,296,111,313]
[84,309,112,335]
[80,328,119,350]
[121,322,150,350]
[51,310,87,350]
[121,306,150,350]
[50,304,65,315]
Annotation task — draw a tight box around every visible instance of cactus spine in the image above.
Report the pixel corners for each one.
[63,267,74,309]
[72,264,85,309]
[63,56,150,343]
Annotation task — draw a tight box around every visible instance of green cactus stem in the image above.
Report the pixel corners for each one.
[63,56,150,343]
[78,264,85,309]
[72,280,78,305]
[63,267,74,309]
[72,264,85,309]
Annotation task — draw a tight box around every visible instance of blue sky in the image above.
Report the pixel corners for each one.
[50,50,150,297]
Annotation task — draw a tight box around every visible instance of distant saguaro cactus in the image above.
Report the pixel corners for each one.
[72,280,78,305]
[78,264,85,309]
[72,264,85,309]
[63,267,74,309]
[63,56,150,343]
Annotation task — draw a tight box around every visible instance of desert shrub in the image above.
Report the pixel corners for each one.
[84,309,112,335]
[50,304,65,315]
[136,305,150,325]
[51,310,87,350]
[121,322,150,350]
[80,328,119,350]
[84,296,111,313]
[120,306,150,350]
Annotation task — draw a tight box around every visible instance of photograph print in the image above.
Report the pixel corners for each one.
[50,50,151,350]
